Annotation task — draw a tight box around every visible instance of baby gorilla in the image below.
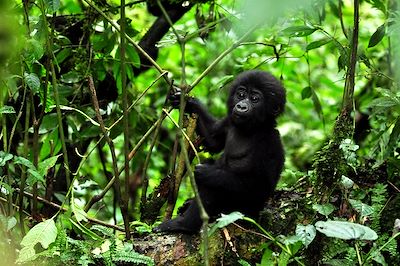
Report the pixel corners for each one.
[156,70,286,233]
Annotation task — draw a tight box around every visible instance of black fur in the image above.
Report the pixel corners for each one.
[156,70,286,233]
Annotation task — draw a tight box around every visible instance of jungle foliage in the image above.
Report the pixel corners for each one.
[0,0,400,265]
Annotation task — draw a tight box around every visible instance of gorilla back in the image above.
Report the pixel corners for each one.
[155,70,286,233]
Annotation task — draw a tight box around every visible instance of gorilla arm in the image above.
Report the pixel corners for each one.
[172,94,227,153]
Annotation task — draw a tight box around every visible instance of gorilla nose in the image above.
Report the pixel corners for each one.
[235,102,249,112]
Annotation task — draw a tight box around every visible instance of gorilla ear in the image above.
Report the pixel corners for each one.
[272,104,284,117]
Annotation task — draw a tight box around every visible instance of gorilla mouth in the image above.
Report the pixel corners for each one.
[232,112,251,124]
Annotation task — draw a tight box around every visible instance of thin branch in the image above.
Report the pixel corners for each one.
[87,76,130,236]
[179,131,209,266]
[84,114,166,212]
[189,23,261,91]
[120,0,131,240]
[15,189,125,232]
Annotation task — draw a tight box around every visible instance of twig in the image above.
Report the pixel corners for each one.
[179,133,209,266]
[189,23,261,91]
[84,115,165,211]
[120,0,131,240]
[15,189,125,232]
[87,76,130,237]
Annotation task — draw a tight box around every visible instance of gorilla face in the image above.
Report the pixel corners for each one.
[231,86,265,126]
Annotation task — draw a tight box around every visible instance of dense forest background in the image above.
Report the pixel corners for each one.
[0,0,399,265]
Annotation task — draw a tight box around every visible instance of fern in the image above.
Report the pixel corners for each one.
[91,224,114,237]
[322,239,350,262]
[113,250,155,266]
[369,183,388,234]
[383,235,398,258]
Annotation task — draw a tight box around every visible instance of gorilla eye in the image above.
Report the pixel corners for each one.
[236,87,247,99]
[250,95,260,103]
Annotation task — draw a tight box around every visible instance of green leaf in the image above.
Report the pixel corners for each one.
[311,89,324,121]
[45,0,60,12]
[260,245,274,265]
[348,199,374,217]
[7,217,17,231]
[209,212,244,235]
[17,219,57,263]
[125,45,140,67]
[386,117,400,157]
[0,106,16,114]
[215,212,244,227]
[0,151,13,167]
[25,39,45,62]
[72,200,88,222]
[315,220,378,240]
[369,97,399,108]
[27,168,45,185]
[24,72,41,93]
[14,156,35,169]
[281,25,317,37]
[238,259,252,266]
[313,203,335,216]
[306,38,332,51]
[301,86,312,99]
[341,175,354,189]
[368,24,385,48]
[295,224,316,247]
[16,247,36,264]
[38,155,61,177]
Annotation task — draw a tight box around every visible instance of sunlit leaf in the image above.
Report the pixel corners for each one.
[348,199,374,217]
[0,106,16,114]
[295,224,316,247]
[313,203,335,216]
[38,155,61,177]
[17,219,57,263]
[315,220,378,240]
[72,200,88,222]
[0,151,13,167]
[341,175,354,189]
[281,25,317,37]
[45,0,60,12]
[209,212,244,235]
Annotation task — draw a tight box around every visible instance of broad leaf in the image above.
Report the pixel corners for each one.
[0,106,16,114]
[209,212,244,235]
[348,199,374,217]
[24,72,40,93]
[45,0,60,12]
[295,224,316,247]
[27,168,45,185]
[38,155,61,177]
[341,175,354,189]
[0,151,13,167]
[313,203,335,216]
[301,86,312,100]
[17,219,57,263]
[14,156,35,169]
[315,220,378,240]
[72,200,88,222]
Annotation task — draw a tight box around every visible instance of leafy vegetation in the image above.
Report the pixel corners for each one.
[0,0,399,265]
